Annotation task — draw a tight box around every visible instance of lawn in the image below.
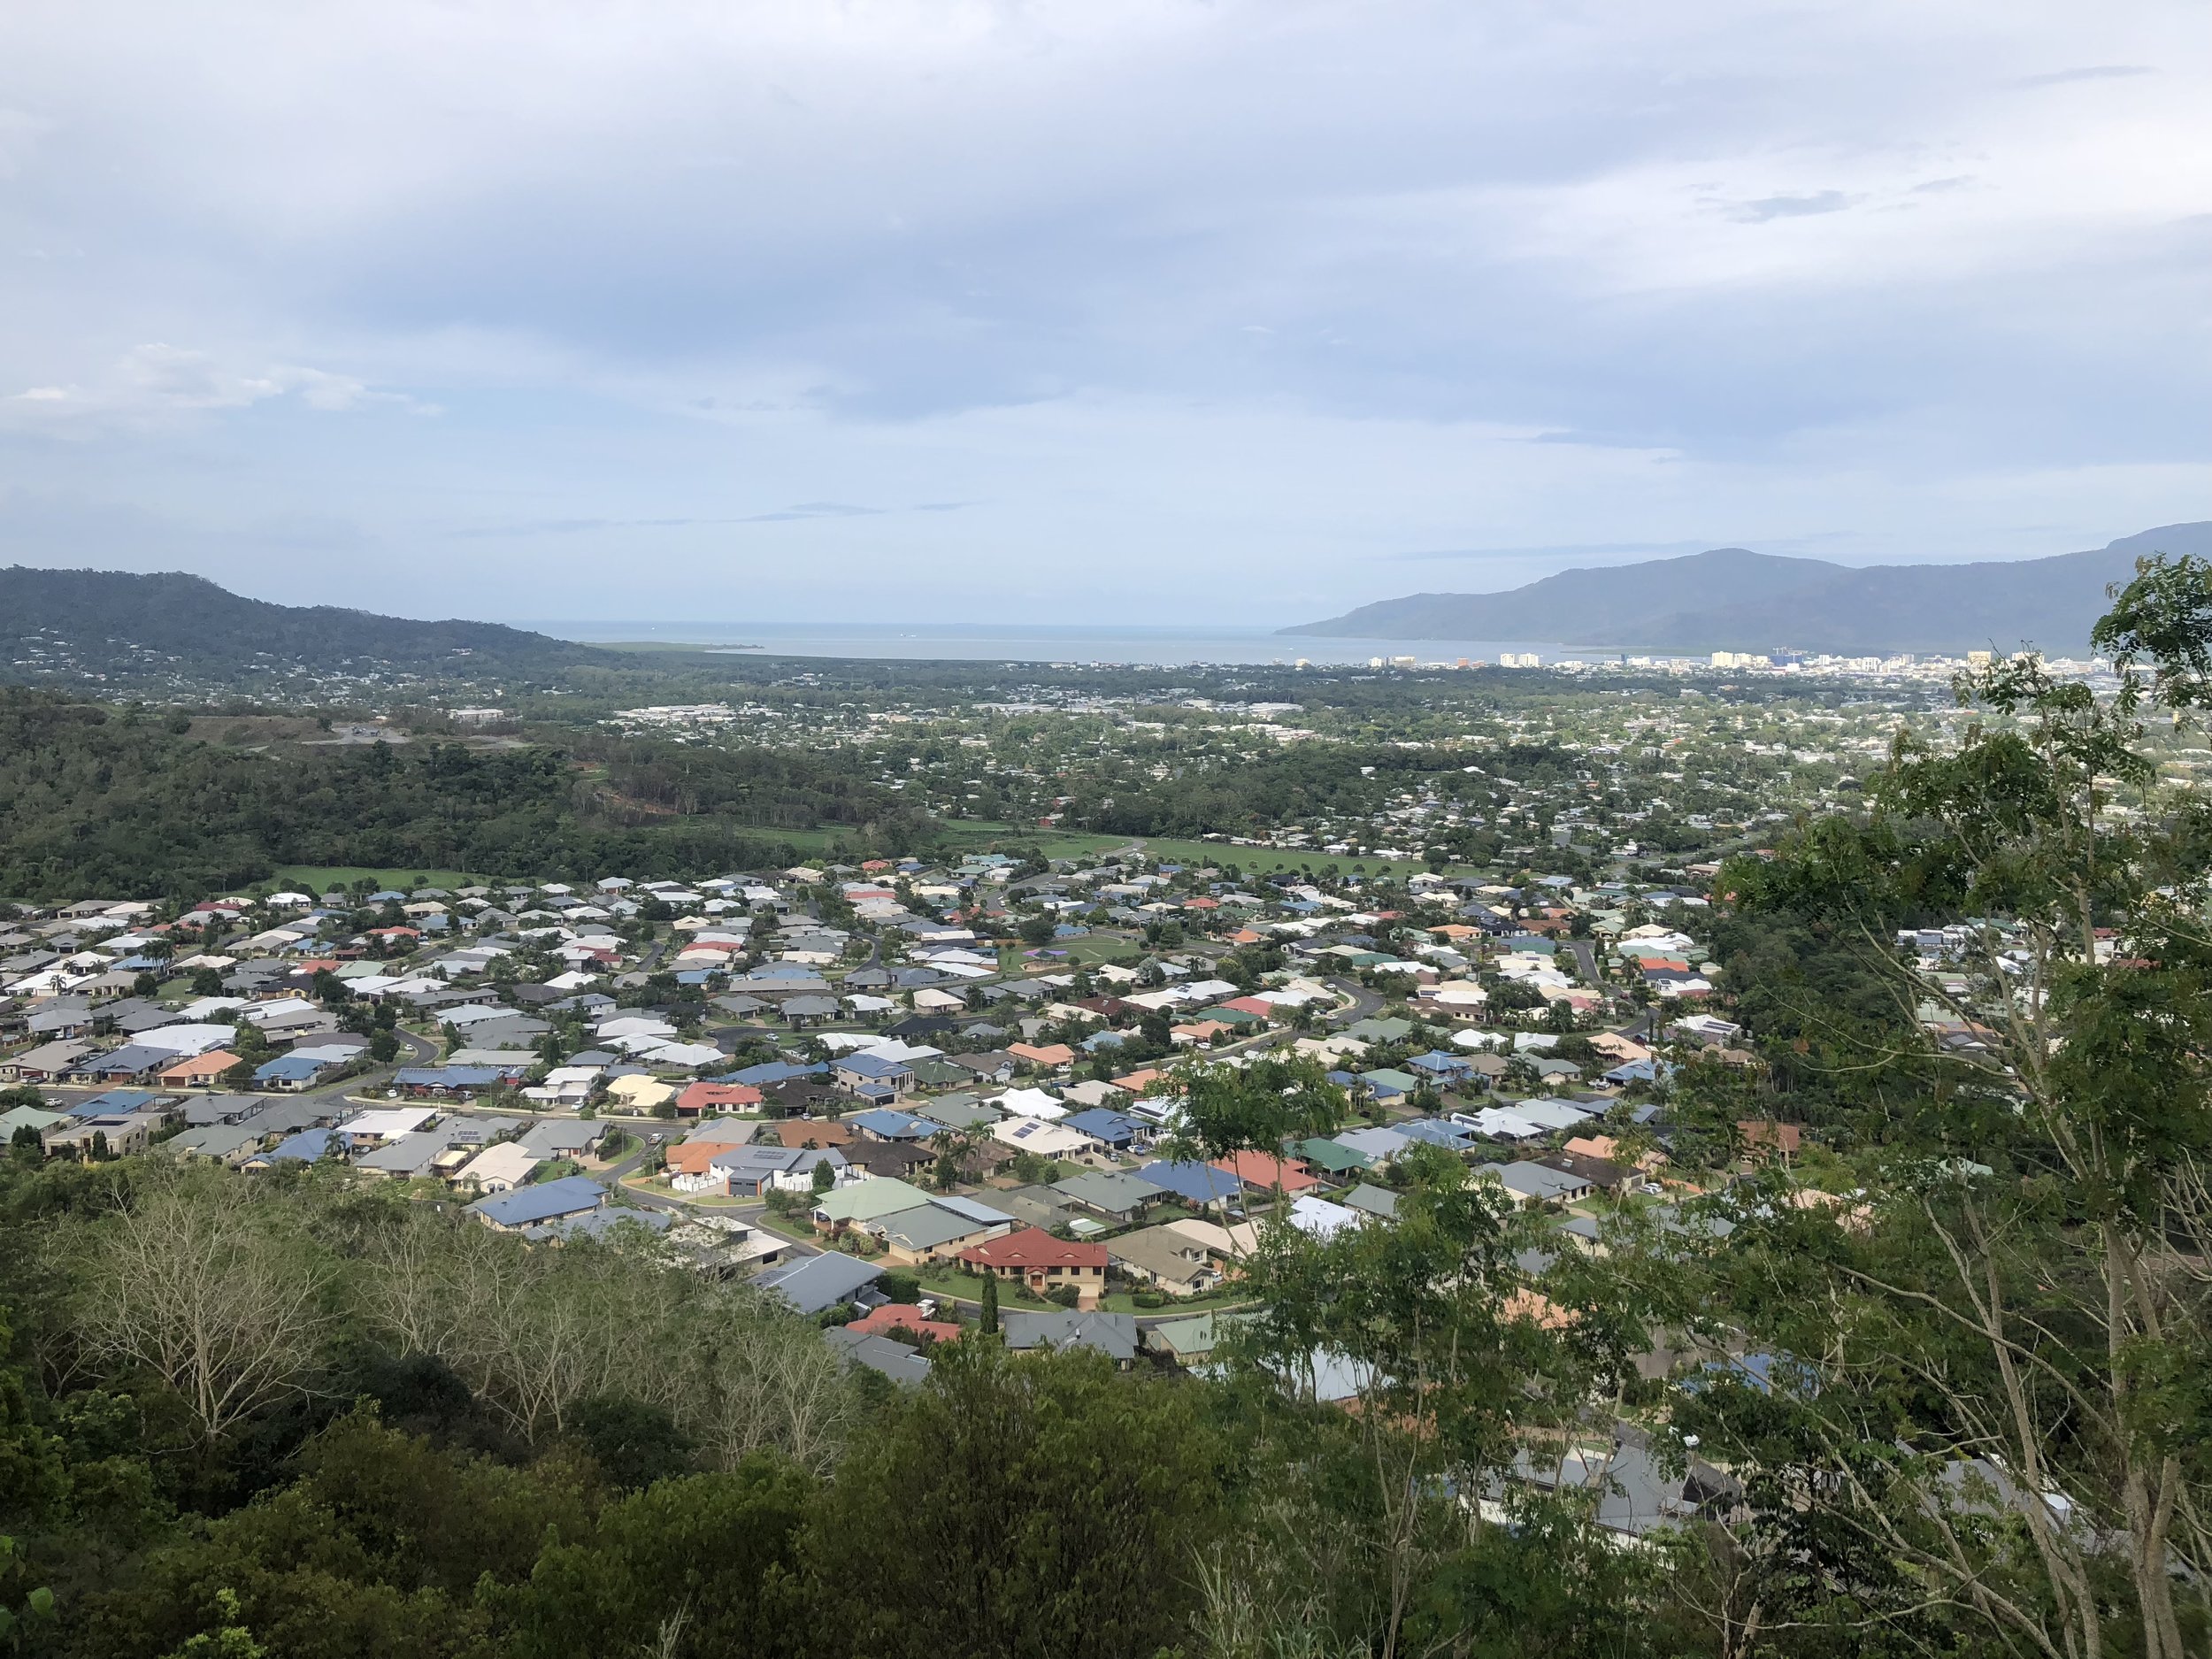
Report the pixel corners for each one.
[1010,933,1147,967]
[913,1267,1060,1312]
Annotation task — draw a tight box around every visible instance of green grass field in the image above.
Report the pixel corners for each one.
[920,821,1449,879]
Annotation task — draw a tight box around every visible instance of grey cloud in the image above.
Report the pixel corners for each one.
[0,4,2206,618]
[1729,190,1854,224]
[2016,65,2154,88]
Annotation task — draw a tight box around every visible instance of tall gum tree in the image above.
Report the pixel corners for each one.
[1713,555,2212,1659]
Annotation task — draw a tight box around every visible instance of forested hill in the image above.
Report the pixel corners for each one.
[0,566,611,687]
[1286,522,2212,653]
[0,691,926,898]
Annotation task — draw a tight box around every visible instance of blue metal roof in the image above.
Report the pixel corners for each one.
[720,1059,830,1087]
[850,1107,936,1140]
[254,1055,330,1080]
[837,1050,914,1079]
[265,1127,334,1163]
[1063,1107,1143,1145]
[469,1175,606,1227]
[1132,1159,1241,1206]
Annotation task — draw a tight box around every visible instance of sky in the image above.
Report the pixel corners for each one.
[1,1,2208,626]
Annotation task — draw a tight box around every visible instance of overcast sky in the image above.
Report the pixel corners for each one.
[1,2,2208,625]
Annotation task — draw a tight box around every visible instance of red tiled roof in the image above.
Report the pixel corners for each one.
[676,1082,763,1113]
[958,1226,1107,1270]
[848,1304,962,1343]
[1210,1150,1319,1193]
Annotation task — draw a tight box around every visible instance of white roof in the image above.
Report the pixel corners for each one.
[989,1117,1094,1156]
[1286,1194,1362,1240]
[456,1141,541,1187]
[438,1004,514,1027]
[995,1087,1067,1120]
[597,1015,678,1040]
[1460,1108,1545,1141]
[638,1041,724,1068]
[242,997,318,1025]
[135,1023,246,1056]
[339,1107,439,1141]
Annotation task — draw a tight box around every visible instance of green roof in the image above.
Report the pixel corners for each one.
[1359,1068,1423,1093]
[0,1104,64,1135]
[1298,1137,1370,1173]
[812,1176,933,1224]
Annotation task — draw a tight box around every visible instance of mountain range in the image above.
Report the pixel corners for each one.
[0,566,609,685]
[1284,523,2212,654]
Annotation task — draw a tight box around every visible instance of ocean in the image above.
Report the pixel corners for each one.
[523,619,1569,667]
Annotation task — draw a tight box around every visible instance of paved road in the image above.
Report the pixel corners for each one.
[1321,976,1385,1025]
[1562,937,1601,987]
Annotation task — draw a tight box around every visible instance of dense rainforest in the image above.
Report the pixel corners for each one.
[0,692,928,899]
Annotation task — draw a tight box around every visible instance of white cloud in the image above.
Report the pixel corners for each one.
[4,344,435,429]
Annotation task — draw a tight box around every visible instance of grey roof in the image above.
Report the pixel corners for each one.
[1507,1426,1740,1537]
[181,1093,265,1126]
[754,1253,884,1316]
[877,1202,998,1254]
[1051,1169,1160,1218]
[355,1131,453,1176]
[1480,1161,1594,1202]
[168,1123,264,1160]
[527,1207,675,1243]
[1000,1310,1140,1363]
[823,1325,931,1386]
[991,1184,1077,1232]
[1342,1182,1401,1220]
[916,1096,1001,1131]
[517,1119,607,1157]
[250,1096,338,1134]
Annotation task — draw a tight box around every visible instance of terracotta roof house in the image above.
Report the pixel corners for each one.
[956,1226,1108,1308]
[157,1049,242,1087]
[1737,1121,1803,1160]
[674,1081,764,1117]
[847,1303,962,1345]
[1210,1149,1320,1194]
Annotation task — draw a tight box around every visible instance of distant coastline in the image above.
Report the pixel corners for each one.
[518,620,1567,667]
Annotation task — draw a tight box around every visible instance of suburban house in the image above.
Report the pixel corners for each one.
[157,1049,243,1087]
[1107,1225,1223,1296]
[998,1308,1139,1363]
[1051,1168,1161,1223]
[672,1080,764,1117]
[1210,1150,1320,1195]
[834,1050,917,1097]
[956,1227,1109,1308]
[811,1175,933,1236]
[3,1044,89,1084]
[469,1175,607,1233]
[453,1141,541,1194]
[755,1253,884,1317]
[1479,1161,1595,1210]
[872,1197,1016,1265]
